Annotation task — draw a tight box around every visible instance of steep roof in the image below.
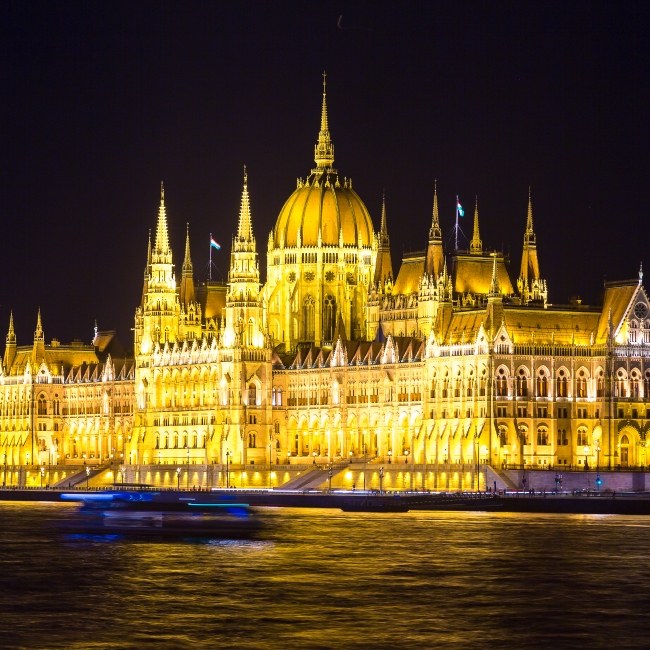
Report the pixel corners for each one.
[392,252,425,295]
[596,280,639,343]
[452,253,515,296]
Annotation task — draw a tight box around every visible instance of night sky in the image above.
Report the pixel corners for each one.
[1,1,649,350]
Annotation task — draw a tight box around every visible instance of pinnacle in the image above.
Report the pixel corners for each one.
[154,181,171,255]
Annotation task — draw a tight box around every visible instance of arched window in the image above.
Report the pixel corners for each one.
[577,370,587,398]
[496,368,508,397]
[644,370,650,399]
[517,369,528,397]
[597,370,605,397]
[557,428,568,446]
[629,320,639,344]
[577,428,589,446]
[163,435,169,449]
[630,370,641,399]
[303,295,315,340]
[173,433,178,449]
[248,383,257,405]
[323,295,336,341]
[155,434,160,449]
[537,427,549,445]
[621,434,630,445]
[557,370,568,398]
[499,426,508,447]
[616,370,627,397]
[536,371,548,398]
[277,387,283,406]
[192,433,197,448]
[37,396,47,415]
[248,433,257,448]
[247,319,254,346]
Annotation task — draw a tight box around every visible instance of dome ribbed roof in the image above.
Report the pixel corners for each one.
[274,173,374,248]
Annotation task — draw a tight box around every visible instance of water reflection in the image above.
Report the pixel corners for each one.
[0,503,648,649]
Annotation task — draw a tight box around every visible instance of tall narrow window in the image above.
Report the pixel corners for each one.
[323,295,336,342]
[303,295,315,340]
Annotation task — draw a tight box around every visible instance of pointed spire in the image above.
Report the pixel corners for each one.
[470,197,482,254]
[524,186,536,245]
[6,311,15,344]
[314,72,335,170]
[182,223,193,275]
[154,181,171,256]
[430,179,441,238]
[320,71,329,133]
[146,229,152,266]
[380,190,387,234]
[639,261,644,285]
[237,166,254,242]
[489,253,501,296]
[35,308,43,339]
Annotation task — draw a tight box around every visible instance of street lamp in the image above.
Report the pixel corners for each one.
[388,450,392,464]
[225,449,231,488]
[379,466,384,494]
[349,450,353,464]
[121,465,125,486]
[313,450,317,465]
[595,443,601,470]
[584,445,590,471]
[328,465,333,492]
[176,466,181,490]
[40,467,44,489]
[85,465,90,490]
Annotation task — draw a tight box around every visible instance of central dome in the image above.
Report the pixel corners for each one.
[272,75,374,249]
[274,174,373,248]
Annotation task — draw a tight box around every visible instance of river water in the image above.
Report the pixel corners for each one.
[0,502,648,649]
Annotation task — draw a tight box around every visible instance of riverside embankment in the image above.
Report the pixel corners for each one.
[3,487,650,515]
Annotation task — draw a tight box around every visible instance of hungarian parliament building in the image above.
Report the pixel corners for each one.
[2,82,650,479]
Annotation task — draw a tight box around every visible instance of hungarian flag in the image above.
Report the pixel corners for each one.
[210,237,221,250]
[457,200,464,217]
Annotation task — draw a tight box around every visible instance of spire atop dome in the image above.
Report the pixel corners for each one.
[470,197,482,254]
[314,72,335,170]
[237,166,254,243]
[321,71,329,133]
[380,190,387,235]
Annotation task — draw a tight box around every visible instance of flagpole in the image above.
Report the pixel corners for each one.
[455,196,459,251]
[209,233,213,281]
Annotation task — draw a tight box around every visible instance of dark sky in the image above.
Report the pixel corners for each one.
[1,0,649,349]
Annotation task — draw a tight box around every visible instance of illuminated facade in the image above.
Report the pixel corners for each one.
[2,80,650,485]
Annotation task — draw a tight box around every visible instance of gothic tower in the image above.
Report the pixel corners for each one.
[517,189,547,305]
[425,181,444,278]
[134,182,181,354]
[223,168,266,349]
[373,191,393,292]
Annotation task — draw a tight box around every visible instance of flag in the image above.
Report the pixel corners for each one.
[210,237,221,251]
[457,201,464,217]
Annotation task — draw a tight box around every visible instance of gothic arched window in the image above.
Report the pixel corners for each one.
[323,295,336,342]
[303,295,315,340]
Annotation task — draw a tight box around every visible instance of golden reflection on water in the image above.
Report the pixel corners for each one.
[0,503,649,649]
